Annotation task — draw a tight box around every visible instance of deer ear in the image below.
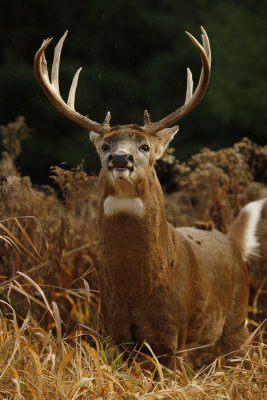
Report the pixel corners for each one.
[89,131,100,146]
[154,126,179,159]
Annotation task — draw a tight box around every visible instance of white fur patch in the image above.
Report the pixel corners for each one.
[242,199,266,261]
[103,196,145,217]
[112,168,130,179]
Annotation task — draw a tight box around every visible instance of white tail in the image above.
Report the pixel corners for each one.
[228,199,266,262]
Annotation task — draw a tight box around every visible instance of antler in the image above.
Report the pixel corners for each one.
[35,28,210,135]
[34,30,109,135]
[144,26,211,134]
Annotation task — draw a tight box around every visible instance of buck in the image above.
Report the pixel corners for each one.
[35,28,265,368]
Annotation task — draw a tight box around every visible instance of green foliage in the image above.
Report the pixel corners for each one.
[204,2,267,130]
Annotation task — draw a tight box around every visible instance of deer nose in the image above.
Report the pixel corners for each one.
[108,152,134,168]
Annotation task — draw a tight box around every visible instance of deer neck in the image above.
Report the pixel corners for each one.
[98,168,170,265]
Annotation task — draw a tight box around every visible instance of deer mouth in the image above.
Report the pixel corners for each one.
[109,165,133,179]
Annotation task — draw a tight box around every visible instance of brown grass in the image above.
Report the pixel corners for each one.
[0,298,266,399]
[0,117,266,399]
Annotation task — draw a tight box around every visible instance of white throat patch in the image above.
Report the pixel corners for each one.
[103,195,145,218]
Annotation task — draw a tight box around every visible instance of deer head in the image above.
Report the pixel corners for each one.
[34,27,211,187]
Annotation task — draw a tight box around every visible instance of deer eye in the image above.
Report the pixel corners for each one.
[102,143,110,152]
[140,144,150,152]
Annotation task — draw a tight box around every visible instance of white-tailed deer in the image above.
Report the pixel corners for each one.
[35,28,265,368]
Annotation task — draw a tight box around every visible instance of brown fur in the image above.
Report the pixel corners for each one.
[96,138,250,368]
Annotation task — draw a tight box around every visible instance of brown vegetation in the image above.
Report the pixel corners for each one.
[0,117,266,398]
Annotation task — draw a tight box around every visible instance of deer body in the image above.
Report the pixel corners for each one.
[96,128,250,366]
[34,28,265,367]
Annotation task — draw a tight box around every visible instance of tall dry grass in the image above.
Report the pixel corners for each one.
[1,291,266,399]
[0,117,266,399]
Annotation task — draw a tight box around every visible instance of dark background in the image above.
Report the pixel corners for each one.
[1,0,267,183]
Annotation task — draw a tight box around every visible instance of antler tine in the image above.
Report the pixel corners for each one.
[103,111,111,127]
[51,30,68,93]
[52,31,82,109]
[201,26,211,66]
[185,68,193,104]
[144,109,151,125]
[67,67,82,109]
[144,27,211,134]
[34,32,107,135]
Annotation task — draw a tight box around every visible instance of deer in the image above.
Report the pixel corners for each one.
[34,27,265,368]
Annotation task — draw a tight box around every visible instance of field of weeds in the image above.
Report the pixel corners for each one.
[0,117,266,399]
